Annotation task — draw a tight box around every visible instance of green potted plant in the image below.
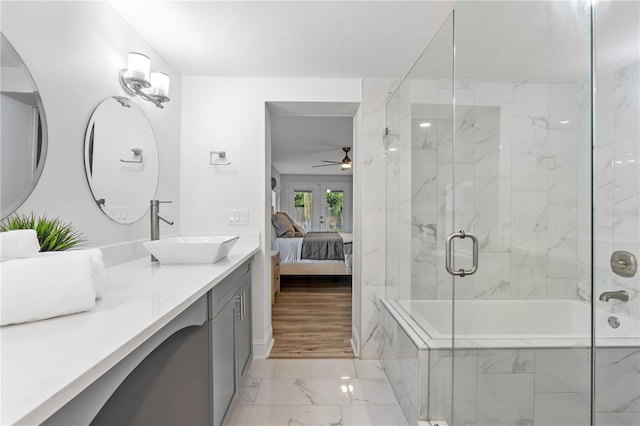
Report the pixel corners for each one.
[0,213,86,251]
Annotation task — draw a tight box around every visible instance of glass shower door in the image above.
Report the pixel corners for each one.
[451,1,593,425]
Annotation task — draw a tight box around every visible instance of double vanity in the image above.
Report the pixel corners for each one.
[1,235,259,425]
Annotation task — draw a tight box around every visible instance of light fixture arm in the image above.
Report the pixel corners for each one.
[118,69,169,109]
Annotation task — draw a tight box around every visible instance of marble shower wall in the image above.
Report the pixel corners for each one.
[594,60,640,321]
[359,78,400,359]
[387,78,592,303]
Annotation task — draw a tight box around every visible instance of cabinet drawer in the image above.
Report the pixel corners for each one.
[208,261,251,320]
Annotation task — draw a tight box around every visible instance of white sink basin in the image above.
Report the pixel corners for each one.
[143,235,239,264]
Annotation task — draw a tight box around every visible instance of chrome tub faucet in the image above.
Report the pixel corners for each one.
[598,290,629,302]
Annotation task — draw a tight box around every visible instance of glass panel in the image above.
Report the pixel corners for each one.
[593,2,640,425]
[385,11,454,311]
[453,2,592,425]
[384,12,454,426]
[293,190,313,232]
[324,189,344,232]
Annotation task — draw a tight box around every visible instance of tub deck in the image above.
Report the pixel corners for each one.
[385,299,640,349]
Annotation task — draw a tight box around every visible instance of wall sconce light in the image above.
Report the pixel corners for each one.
[118,52,170,109]
[210,151,231,166]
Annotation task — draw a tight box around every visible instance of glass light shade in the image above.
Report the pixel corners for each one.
[341,162,352,171]
[126,52,150,81]
[149,72,170,97]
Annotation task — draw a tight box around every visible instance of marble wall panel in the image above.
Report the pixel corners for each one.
[476,373,535,425]
[594,61,640,322]
[595,348,640,415]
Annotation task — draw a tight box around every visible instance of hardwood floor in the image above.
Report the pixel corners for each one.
[270,276,354,359]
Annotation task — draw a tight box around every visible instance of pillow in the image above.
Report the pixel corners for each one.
[271,212,295,238]
[279,211,307,237]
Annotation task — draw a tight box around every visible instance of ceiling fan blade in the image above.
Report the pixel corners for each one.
[319,160,341,164]
[312,163,340,168]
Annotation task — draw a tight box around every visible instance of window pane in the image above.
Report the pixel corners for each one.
[293,190,312,232]
[325,190,343,232]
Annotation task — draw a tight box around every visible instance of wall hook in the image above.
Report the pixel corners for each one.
[210,151,231,165]
[120,148,143,163]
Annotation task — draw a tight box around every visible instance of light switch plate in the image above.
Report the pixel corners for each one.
[228,209,249,225]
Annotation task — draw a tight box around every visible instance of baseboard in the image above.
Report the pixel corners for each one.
[351,325,360,358]
[252,328,274,359]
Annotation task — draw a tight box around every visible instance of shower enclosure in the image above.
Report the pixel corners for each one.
[382,1,640,425]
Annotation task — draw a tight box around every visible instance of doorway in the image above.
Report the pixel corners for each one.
[266,101,359,358]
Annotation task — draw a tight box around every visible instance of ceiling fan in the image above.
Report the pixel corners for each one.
[312,147,352,171]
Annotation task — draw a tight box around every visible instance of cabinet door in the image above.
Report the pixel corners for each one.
[235,279,252,381]
[211,299,237,426]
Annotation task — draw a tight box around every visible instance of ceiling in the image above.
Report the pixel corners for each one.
[110,1,454,78]
[269,102,359,175]
[109,1,455,176]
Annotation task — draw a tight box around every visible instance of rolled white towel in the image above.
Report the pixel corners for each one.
[80,249,106,299]
[0,252,97,326]
[0,229,41,259]
[34,248,106,299]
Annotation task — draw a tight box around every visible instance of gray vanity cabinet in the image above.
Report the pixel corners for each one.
[210,298,236,426]
[235,277,252,381]
[209,260,253,426]
[37,259,253,426]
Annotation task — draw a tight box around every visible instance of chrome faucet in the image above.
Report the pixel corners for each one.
[150,200,174,261]
[598,290,629,302]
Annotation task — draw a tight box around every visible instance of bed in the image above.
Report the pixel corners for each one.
[271,212,352,276]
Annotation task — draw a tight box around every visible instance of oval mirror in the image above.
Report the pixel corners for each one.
[1,33,48,219]
[84,97,159,224]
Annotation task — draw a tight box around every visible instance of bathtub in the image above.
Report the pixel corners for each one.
[387,298,640,349]
[380,298,640,425]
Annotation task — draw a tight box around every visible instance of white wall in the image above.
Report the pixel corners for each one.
[180,77,361,357]
[0,1,181,248]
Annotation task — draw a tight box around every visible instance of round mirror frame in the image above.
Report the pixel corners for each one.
[0,33,48,219]
[83,96,159,224]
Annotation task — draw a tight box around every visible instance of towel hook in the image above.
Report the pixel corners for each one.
[210,151,231,165]
[120,148,143,163]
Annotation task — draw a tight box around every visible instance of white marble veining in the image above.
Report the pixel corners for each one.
[0,234,260,425]
[386,77,594,305]
[359,78,399,360]
[229,359,409,426]
[381,297,640,425]
[594,60,640,323]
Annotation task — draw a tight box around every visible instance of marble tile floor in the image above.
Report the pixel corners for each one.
[226,358,410,426]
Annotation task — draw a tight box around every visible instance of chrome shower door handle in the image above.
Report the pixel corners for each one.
[446,230,479,277]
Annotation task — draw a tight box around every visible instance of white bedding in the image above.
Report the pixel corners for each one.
[274,232,352,268]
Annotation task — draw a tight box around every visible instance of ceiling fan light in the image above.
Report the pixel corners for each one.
[341,147,352,168]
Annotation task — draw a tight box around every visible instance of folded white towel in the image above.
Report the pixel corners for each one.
[36,249,106,299]
[0,252,98,326]
[0,230,41,259]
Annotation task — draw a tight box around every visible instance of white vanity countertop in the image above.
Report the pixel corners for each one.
[0,234,260,425]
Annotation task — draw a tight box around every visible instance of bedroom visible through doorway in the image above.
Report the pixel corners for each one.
[267,101,359,358]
